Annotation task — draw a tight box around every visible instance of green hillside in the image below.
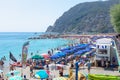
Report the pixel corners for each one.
[46,0,119,34]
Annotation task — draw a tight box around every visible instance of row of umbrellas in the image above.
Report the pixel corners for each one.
[50,44,91,59]
[31,44,91,60]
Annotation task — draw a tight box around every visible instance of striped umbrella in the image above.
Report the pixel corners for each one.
[53,77,67,80]
[41,53,50,59]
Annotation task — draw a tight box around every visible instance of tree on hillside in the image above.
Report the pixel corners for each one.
[110,4,120,33]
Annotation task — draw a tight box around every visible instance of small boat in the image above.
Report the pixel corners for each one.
[88,74,120,80]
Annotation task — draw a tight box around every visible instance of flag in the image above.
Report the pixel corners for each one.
[9,52,17,62]
[22,41,29,66]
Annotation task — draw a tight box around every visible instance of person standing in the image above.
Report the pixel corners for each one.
[70,61,74,69]
[87,61,91,73]
[112,57,116,65]
[101,57,104,67]
[30,64,33,78]
[105,57,109,68]
[69,67,73,78]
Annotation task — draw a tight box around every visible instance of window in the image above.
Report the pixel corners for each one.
[98,49,107,54]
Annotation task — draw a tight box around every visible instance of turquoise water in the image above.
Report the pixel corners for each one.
[0,32,71,62]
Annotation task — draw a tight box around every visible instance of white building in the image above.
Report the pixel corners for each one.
[95,38,114,66]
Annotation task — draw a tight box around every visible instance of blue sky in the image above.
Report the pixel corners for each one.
[0,0,101,32]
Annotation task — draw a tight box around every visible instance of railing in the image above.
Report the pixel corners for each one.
[113,39,120,71]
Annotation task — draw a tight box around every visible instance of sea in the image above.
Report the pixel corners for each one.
[0,32,73,64]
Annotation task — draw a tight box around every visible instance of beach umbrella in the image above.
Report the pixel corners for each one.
[60,47,70,51]
[41,53,50,59]
[81,54,87,58]
[9,76,23,80]
[6,70,20,77]
[32,55,44,59]
[50,54,59,59]
[53,77,67,80]
[0,70,3,73]
[74,51,83,55]
[35,70,48,79]
[54,50,61,53]
[57,52,66,57]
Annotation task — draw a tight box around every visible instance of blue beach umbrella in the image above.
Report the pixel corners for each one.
[74,51,84,55]
[35,70,48,79]
[57,52,66,57]
[63,50,72,54]
[60,47,70,51]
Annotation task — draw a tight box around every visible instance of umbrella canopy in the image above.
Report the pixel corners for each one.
[0,70,3,73]
[6,70,20,77]
[41,54,50,59]
[9,76,23,80]
[53,77,67,80]
[74,51,84,55]
[35,70,48,79]
[32,55,44,59]
[54,50,61,53]
[60,47,70,51]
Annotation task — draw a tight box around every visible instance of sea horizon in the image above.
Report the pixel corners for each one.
[0,32,72,65]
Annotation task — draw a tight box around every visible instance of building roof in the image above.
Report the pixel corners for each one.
[96,38,113,45]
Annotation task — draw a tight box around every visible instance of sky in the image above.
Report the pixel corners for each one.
[0,0,102,32]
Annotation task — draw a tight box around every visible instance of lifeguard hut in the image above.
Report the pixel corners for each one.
[95,38,114,67]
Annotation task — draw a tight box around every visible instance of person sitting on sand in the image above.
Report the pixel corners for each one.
[59,68,64,77]
[38,63,44,69]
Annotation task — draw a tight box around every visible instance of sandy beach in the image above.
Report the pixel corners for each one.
[2,63,120,80]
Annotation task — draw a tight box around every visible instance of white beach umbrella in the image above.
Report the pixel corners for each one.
[54,50,61,54]
[9,76,23,80]
[0,70,3,73]
[6,70,20,77]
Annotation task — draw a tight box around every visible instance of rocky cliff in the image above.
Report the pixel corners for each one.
[46,0,119,34]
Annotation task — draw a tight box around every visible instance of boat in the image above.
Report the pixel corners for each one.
[88,74,120,80]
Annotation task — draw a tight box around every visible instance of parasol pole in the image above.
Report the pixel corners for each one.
[9,53,10,71]
[21,53,23,77]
